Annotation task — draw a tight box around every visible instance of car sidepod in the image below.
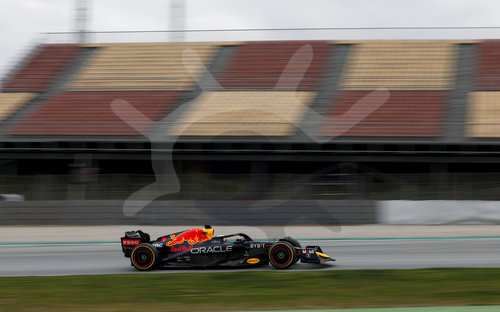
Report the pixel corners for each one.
[147,236,267,268]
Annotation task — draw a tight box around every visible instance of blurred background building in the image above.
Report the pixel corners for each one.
[1,1,500,203]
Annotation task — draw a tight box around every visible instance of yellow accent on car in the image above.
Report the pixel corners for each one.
[203,228,214,238]
[246,258,261,264]
[316,252,329,258]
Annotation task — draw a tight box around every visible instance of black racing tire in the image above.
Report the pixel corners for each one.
[268,241,296,269]
[130,243,158,271]
[281,237,301,264]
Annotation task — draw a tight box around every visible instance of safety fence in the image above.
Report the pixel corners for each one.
[1,172,500,201]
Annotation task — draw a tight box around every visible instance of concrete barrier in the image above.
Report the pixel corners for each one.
[378,200,500,224]
[3,200,500,226]
[0,200,376,226]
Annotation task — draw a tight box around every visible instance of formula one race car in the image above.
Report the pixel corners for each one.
[121,225,334,270]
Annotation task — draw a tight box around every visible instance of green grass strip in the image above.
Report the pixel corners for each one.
[1,268,500,311]
[237,307,500,312]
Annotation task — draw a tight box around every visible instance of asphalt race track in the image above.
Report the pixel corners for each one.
[1,238,500,277]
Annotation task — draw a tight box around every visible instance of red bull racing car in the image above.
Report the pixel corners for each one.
[121,225,334,270]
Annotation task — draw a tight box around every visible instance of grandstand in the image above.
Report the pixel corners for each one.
[217,41,331,91]
[3,44,82,93]
[322,91,447,137]
[10,92,182,135]
[2,39,500,201]
[67,42,220,91]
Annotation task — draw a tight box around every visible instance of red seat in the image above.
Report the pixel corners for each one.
[320,91,446,137]
[475,40,500,91]
[218,41,332,91]
[10,91,182,136]
[3,44,82,93]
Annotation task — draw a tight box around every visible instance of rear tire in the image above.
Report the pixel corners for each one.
[268,242,295,269]
[130,243,158,271]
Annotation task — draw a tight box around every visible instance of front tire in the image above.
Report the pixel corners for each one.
[130,243,158,271]
[281,236,301,248]
[281,237,301,264]
[268,241,296,269]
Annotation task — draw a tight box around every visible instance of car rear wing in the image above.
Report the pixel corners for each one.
[121,230,151,257]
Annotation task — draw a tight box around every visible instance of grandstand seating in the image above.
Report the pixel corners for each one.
[475,40,500,91]
[5,39,500,203]
[68,43,219,91]
[467,40,500,138]
[340,41,457,90]
[170,91,315,136]
[0,93,35,121]
[321,91,447,137]
[466,91,500,137]
[2,44,82,93]
[172,41,330,137]
[10,92,182,136]
[217,41,331,91]
[4,40,495,140]
[318,41,457,138]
